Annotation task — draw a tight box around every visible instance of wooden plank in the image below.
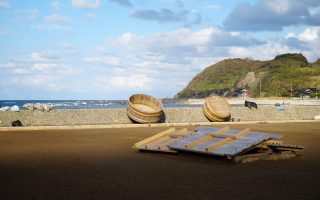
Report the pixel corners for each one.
[145,136,173,149]
[133,127,175,149]
[157,138,180,150]
[185,126,230,149]
[147,129,188,149]
[263,140,283,145]
[207,126,230,137]
[267,143,304,151]
[205,128,251,152]
[256,139,283,149]
[229,128,251,139]
[167,128,188,137]
[158,131,193,149]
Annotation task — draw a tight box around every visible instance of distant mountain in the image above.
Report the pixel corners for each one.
[177,53,320,98]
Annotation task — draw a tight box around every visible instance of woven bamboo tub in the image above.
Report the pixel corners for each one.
[126,94,164,123]
[203,96,231,122]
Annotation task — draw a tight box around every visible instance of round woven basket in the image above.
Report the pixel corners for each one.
[127,94,164,123]
[203,96,231,122]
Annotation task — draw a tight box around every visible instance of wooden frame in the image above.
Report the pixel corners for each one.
[133,128,191,153]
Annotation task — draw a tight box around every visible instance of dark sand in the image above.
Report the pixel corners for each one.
[1,122,320,200]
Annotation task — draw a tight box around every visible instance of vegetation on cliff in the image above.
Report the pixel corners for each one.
[177,53,320,98]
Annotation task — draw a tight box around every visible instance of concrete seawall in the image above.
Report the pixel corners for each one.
[1,106,320,127]
[187,98,320,106]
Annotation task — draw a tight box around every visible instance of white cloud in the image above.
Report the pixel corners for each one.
[30,23,73,32]
[284,27,320,61]
[2,50,83,93]
[32,63,60,72]
[30,52,52,62]
[51,1,60,10]
[203,4,220,10]
[60,41,75,49]
[84,55,122,66]
[0,1,12,8]
[72,0,101,9]
[45,13,71,23]
[297,27,320,41]
[12,68,30,74]
[228,43,292,60]
[99,28,263,64]
[2,51,78,75]
[14,8,39,20]
[97,74,153,91]
[226,27,320,62]
[0,62,17,69]
[11,75,62,91]
[86,13,96,21]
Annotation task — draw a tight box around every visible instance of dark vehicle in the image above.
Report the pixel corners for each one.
[245,100,258,109]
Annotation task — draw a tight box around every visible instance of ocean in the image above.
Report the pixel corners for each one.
[0,100,201,110]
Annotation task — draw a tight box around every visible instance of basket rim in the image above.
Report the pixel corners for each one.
[128,93,163,115]
[126,107,161,123]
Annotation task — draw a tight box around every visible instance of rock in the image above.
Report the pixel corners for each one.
[23,103,34,111]
[236,72,256,89]
[22,103,54,112]
[43,104,53,112]
[10,105,20,112]
[231,117,240,122]
[0,106,10,111]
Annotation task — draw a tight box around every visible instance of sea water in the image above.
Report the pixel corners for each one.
[0,100,202,110]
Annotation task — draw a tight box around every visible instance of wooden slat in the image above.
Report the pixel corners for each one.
[263,140,283,145]
[133,127,175,149]
[267,143,304,151]
[207,126,230,137]
[205,128,251,152]
[157,130,192,150]
[229,128,251,139]
[157,138,180,150]
[185,126,230,149]
[145,136,172,149]
[256,139,283,149]
[167,128,188,137]
[146,128,188,149]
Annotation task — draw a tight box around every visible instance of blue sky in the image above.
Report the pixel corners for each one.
[0,0,319,100]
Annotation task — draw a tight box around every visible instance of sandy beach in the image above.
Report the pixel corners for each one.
[0,122,320,200]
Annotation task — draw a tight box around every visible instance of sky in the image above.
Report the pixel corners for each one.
[0,0,320,100]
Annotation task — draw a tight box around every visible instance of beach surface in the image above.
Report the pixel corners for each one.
[0,122,320,200]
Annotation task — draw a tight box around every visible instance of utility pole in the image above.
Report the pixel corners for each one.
[276,81,278,97]
[290,83,293,98]
[259,80,262,98]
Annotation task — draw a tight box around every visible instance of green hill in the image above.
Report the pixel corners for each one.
[177,53,320,98]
